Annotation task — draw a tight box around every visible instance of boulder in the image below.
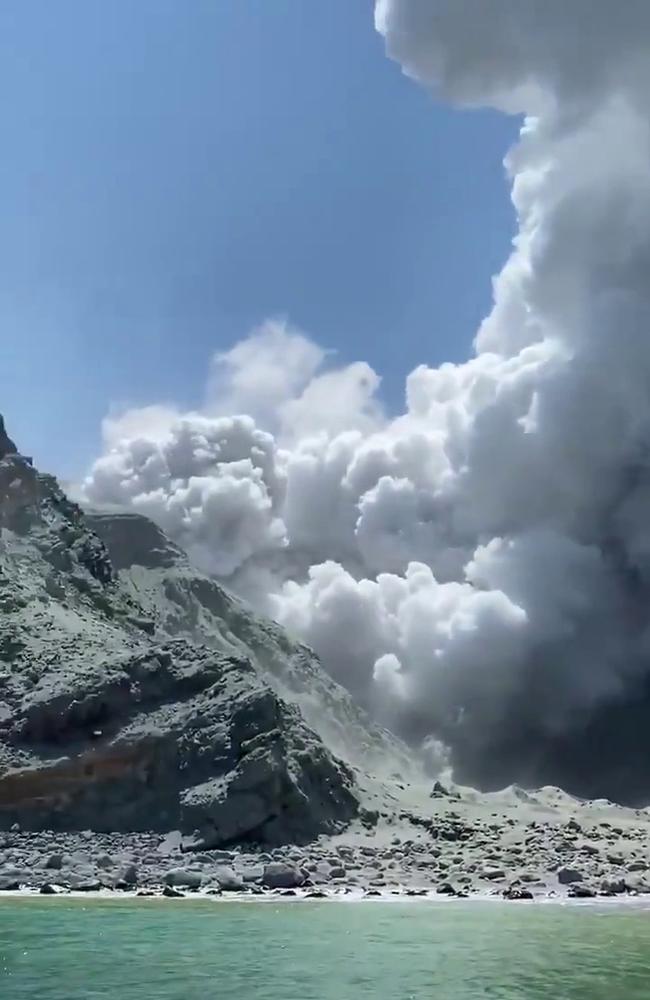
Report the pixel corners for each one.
[118,864,138,887]
[162,869,203,890]
[503,885,534,901]
[179,696,358,849]
[569,885,596,899]
[600,878,628,895]
[557,867,583,885]
[480,866,506,881]
[213,867,244,892]
[262,861,306,889]
[565,819,582,833]
[162,885,184,898]
[240,865,264,883]
[74,880,102,892]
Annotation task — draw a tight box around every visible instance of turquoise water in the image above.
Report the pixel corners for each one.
[1,898,650,999]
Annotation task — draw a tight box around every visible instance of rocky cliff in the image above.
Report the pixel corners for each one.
[0,419,389,845]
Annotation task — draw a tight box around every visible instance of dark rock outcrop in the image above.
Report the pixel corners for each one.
[0,416,17,459]
[85,511,186,571]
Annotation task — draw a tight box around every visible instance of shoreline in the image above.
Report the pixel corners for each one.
[1,885,650,910]
[4,784,650,906]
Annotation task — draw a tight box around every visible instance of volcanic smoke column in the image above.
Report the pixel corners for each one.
[83,1,650,801]
[365,0,650,796]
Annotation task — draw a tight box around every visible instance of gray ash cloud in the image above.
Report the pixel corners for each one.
[82,2,650,802]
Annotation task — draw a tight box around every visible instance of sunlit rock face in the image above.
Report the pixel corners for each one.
[0,420,370,842]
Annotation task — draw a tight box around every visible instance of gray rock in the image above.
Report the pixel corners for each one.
[74,880,102,892]
[0,865,32,883]
[600,878,628,895]
[503,885,534,901]
[568,885,596,899]
[240,865,264,883]
[262,861,306,889]
[213,867,244,892]
[193,850,234,864]
[179,704,358,850]
[565,819,582,833]
[557,867,584,885]
[44,853,63,870]
[162,869,203,889]
[162,885,184,898]
[480,866,506,881]
[626,877,650,894]
[118,864,138,886]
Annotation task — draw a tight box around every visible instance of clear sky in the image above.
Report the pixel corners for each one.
[0,0,518,478]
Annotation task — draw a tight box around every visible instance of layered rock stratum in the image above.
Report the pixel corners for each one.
[0,418,409,846]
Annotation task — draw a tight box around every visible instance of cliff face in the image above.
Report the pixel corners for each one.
[85,510,412,783]
[0,421,364,845]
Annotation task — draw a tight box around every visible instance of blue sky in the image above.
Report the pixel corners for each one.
[0,0,518,477]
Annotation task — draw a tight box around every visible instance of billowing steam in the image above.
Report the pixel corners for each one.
[82,2,650,801]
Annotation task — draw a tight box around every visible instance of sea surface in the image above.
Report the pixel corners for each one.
[1,897,649,999]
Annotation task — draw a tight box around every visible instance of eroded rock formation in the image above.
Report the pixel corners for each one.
[0,415,361,844]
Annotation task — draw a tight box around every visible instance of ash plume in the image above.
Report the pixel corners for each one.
[82,3,650,802]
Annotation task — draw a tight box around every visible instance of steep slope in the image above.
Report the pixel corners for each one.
[85,510,414,785]
[0,426,362,843]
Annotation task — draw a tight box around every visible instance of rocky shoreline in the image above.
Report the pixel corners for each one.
[3,795,650,903]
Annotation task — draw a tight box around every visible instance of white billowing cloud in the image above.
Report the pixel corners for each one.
[375,0,650,115]
[83,322,385,582]
[281,361,383,441]
[82,2,650,798]
[84,410,287,577]
[206,318,325,429]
